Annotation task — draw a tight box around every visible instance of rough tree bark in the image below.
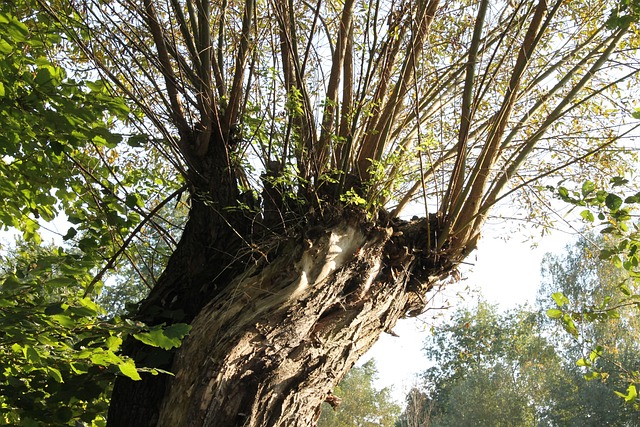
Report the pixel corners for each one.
[156,211,457,426]
[107,172,462,426]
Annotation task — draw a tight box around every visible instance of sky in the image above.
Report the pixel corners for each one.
[363,224,577,402]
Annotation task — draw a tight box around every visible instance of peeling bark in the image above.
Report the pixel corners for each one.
[108,202,456,426]
[154,211,451,426]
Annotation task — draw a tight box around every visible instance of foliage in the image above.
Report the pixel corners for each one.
[0,238,192,426]
[0,7,130,243]
[0,7,190,425]
[317,360,401,427]
[420,301,566,427]
[414,286,640,426]
[544,179,640,409]
[0,241,121,426]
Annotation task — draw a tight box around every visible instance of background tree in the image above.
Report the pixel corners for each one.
[536,232,640,425]
[415,297,639,426]
[317,359,400,427]
[7,0,640,424]
[407,231,640,426]
[420,301,564,426]
[541,229,640,414]
[395,387,434,427]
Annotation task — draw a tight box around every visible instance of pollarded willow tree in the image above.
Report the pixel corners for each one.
[36,0,640,425]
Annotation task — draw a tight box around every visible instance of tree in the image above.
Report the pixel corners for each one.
[395,387,434,427]
[317,359,400,427]
[540,232,640,418]
[10,0,640,425]
[537,232,640,425]
[419,301,565,426]
[415,296,639,426]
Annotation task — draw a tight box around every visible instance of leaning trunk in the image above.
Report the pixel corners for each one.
[108,204,458,426]
[158,214,447,426]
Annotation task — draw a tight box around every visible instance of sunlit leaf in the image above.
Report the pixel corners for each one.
[551,292,570,307]
[118,359,141,381]
[546,309,563,319]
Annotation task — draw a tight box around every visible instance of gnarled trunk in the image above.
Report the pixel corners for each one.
[108,204,459,426]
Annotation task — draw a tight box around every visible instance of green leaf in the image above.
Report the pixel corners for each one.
[90,350,122,366]
[551,292,570,307]
[69,362,89,374]
[48,367,64,383]
[44,302,66,315]
[134,323,191,350]
[125,193,144,209]
[584,371,600,381]
[562,314,579,338]
[0,37,12,54]
[610,176,629,187]
[576,357,590,367]
[86,79,106,92]
[558,186,569,200]
[606,309,620,319]
[605,193,623,211]
[546,308,563,319]
[163,323,192,340]
[105,336,123,351]
[78,297,100,315]
[118,359,141,381]
[624,195,639,204]
[599,249,614,260]
[6,18,28,42]
[615,384,638,402]
[127,134,147,147]
[25,345,42,364]
[581,181,595,197]
[51,314,75,328]
[580,210,594,222]
[45,277,74,288]
[619,284,632,296]
[63,227,77,240]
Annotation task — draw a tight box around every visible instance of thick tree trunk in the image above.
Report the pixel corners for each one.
[105,128,463,426]
[107,202,459,426]
[165,208,460,426]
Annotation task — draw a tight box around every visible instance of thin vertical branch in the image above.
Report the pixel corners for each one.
[168,0,200,74]
[224,0,256,134]
[441,0,489,218]
[445,0,548,247]
[215,0,227,99]
[356,0,440,180]
[336,18,354,173]
[193,0,214,155]
[317,0,355,176]
[141,0,191,140]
